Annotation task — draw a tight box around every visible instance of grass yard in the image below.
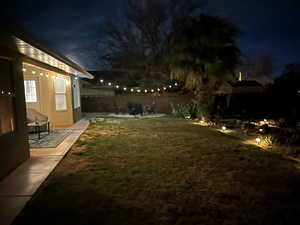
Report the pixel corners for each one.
[13,117,300,225]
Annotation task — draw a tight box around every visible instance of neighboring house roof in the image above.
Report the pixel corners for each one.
[0,18,93,79]
[228,80,262,87]
[217,80,264,94]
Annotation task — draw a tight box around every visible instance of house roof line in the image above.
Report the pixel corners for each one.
[0,18,93,79]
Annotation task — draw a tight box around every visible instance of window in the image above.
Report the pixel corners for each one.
[54,78,67,111]
[0,57,16,135]
[24,80,37,102]
[73,77,81,108]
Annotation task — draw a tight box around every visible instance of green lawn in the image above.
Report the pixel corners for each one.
[13,117,300,225]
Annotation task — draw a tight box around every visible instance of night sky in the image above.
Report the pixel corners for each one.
[1,0,299,75]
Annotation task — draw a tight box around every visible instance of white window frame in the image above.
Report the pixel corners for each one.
[24,80,38,103]
[54,78,67,111]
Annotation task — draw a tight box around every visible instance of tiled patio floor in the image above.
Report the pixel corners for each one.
[0,119,89,225]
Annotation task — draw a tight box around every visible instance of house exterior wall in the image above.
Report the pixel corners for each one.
[23,64,74,127]
[0,33,29,180]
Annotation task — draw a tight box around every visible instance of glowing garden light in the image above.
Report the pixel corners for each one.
[40,73,44,76]
[108,82,112,86]
[259,128,263,132]
[8,92,11,95]
[32,71,36,74]
[123,87,127,91]
[163,87,167,90]
[22,68,27,72]
[131,89,134,92]
[169,85,172,88]
[137,90,141,93]
[100,79,104,83]
[151,89,154,93]
[144,90,148,93]
[222,126,227,131]
[157,88,161,91]
[175,82,178,86]
[46,74,49,78]
[116,85,119,89]
[264,119,268,123]
[256,137,261,144]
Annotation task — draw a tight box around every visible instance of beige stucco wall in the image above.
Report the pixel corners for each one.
[23,63,74,127]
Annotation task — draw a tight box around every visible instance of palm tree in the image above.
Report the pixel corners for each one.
[169,14,241,118]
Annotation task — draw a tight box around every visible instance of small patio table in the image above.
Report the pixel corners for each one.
[27,121,50,140]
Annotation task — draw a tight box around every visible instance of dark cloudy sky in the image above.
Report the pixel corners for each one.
[1,0,300,74]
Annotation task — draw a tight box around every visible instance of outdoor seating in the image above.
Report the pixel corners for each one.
[128,103,144,116]
[26,108,50,139]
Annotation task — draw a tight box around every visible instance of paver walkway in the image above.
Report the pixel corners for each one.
[0,119,89,225]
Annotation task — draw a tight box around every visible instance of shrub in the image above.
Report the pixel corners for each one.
[170,100,201,119]
[270,129,300,146]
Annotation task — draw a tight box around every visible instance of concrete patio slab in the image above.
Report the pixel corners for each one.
[0,119,89,225]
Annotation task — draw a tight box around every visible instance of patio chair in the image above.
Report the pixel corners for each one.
[26,108,50,137]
